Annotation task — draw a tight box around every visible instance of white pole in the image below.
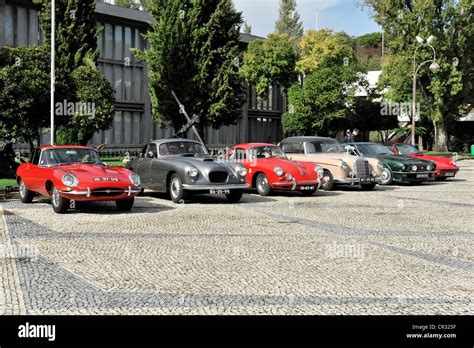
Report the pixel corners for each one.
[50,0,55,145]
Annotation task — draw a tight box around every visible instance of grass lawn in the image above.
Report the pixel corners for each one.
[102,157,126,167]
[0,178,18,189]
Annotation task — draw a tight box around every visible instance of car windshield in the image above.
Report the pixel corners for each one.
[159,141,208,157]
[306,140,344,154]
[40,148,102,166]
[248,146,287,160]
[358,144,394,156]
[396,144,421,155]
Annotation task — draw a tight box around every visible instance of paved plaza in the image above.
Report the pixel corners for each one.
[1,161,473,315]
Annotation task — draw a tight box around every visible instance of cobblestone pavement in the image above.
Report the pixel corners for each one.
[1,161,473,315]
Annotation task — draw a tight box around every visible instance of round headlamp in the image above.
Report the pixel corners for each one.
[286,173,293,181]
[129,173,141,186]
[340,161,349,171]
[411,165,418,172]
[274,166,284,177]
[426,164,432,171]
[187,167,199,178]
[377,161,384,169]
[238,167,247,177]
[62,174,79,188]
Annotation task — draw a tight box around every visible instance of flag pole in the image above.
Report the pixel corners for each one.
[50,0,55,145]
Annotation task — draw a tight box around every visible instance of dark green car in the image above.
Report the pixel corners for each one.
[343,142,437,185]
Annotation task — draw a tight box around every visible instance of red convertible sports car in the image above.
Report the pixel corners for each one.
[227,143,323,196]
[16,145,141,213]
[391,143,459,180]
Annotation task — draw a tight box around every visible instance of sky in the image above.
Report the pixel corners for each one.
[232,0,381,38]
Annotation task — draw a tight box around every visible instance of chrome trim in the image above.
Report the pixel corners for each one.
[181,184,249,191]
[392,171,435,175]
[336,177,381,184]
[59,188,141,195]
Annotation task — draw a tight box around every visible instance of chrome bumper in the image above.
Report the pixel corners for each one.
[181,184,250,191]
[336,177,381,185]
[59,186,141,197]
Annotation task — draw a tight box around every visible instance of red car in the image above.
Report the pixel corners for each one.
[16,145,142,213]
[391,143,459,180]
[227,143,323,196]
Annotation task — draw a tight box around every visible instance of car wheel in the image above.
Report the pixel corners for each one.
[226,190,243,203]
[18,178,34,203]
[116,197,135,211]
[360,183,376,191]
[380,168,393,185]
[301,189,316,196]
[51,185,70,214]
[255,173,272,196]
[320,170,335,191]
[169,173,188,203]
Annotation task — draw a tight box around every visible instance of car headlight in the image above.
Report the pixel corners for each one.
[340,161,349,171]
[377,161,384,169]
[274,166,284,177]
[238,167,247,177]
[411,165,418,172]
[315,166,324,178]
[187,167,198,178]
[129,173,141,186]
[286,173,293,181]
[426,164,432,171]
[62,174,79,188]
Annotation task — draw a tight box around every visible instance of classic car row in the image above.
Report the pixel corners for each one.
[15,136,459,214]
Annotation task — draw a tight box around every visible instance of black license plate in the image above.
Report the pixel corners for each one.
[210,189,230,195]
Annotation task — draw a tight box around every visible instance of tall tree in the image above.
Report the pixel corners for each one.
[362,0,473,151]
[275,0,304,46]
[240,33,298,100]
[282,64,362,136]
[34,0,115,145]
[133,0,245,137]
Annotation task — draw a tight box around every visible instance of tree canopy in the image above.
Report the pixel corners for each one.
[133,0,245,135]
[274,0,304,46]
[362,0,473,151]
[33,0,115,145]
[240,33,298,100]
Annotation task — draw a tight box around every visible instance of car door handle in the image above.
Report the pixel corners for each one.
[25,166,30,170]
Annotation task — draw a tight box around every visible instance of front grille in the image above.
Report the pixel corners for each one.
[209,171,228,183]
[91,188,124,197]
[354,159,370,178]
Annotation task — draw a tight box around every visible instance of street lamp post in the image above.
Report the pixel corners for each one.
[412,35,439,146]
[50,0,55,146]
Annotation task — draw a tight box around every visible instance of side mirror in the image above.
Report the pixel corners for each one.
[102,162,108,166]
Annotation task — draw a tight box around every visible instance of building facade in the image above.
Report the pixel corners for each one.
[0,0,286,152]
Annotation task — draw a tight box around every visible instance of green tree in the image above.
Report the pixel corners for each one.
[133,0,245,136]
[362,0,473,151]
[240,33,298,100]
[0,47,50,149]
[297,29,356,75]
[35,0,115,145]
[275,0,304,46]
[282,65,362,135]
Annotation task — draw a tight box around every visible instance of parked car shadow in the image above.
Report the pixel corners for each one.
[35,197,174,215]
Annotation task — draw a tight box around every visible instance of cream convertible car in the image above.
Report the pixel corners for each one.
[280,137,383,191]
